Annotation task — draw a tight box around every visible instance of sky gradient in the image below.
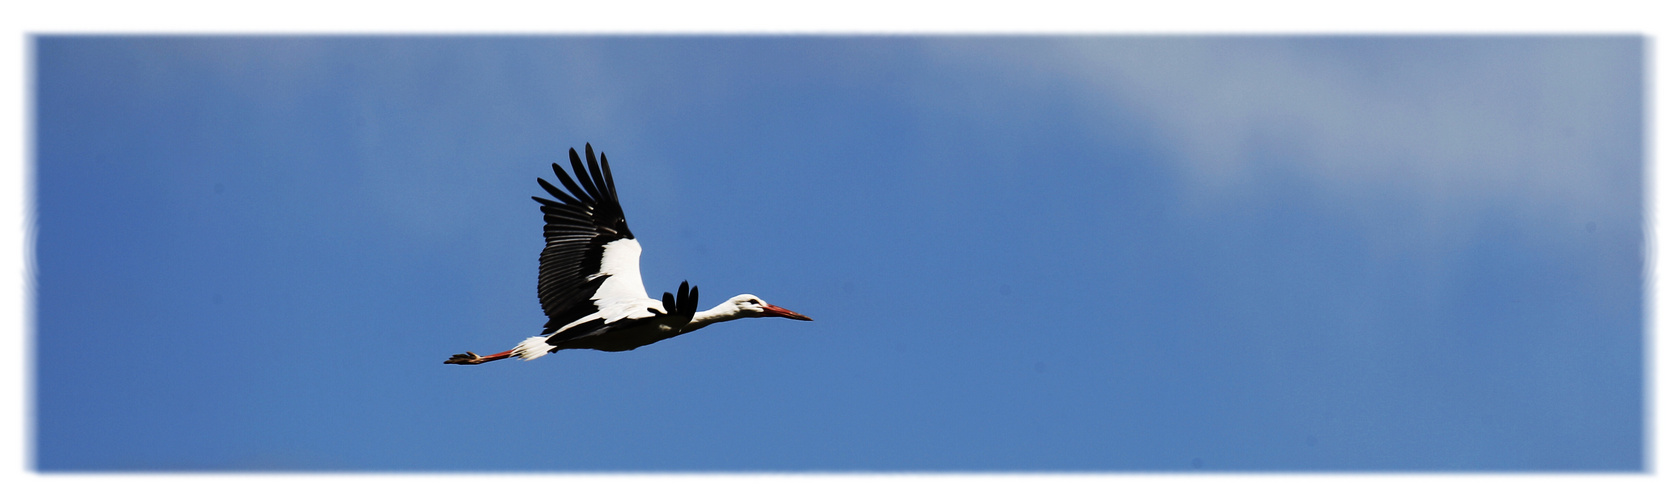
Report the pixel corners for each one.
[32,36,1644,471]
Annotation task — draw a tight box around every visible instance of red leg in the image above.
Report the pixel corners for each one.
[444,349,516,365]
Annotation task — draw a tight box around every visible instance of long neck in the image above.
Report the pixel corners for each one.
[687,302,749,332]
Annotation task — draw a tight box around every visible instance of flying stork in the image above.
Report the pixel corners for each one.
[445,144,812,365]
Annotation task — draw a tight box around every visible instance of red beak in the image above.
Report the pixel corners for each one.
[761,304,813,321]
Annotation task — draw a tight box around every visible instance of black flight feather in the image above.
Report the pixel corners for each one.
[572,146,603,202]
[586,146,611,203]
[537,176,581,206]
[600,154,618,200]
[555,153,595,204]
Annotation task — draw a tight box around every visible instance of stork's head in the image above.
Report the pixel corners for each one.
[727,294,813,321]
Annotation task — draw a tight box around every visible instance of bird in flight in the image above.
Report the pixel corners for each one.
[446,144,812,365]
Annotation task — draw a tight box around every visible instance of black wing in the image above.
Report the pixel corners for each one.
[533,143,635,333]
[662,280,700,331]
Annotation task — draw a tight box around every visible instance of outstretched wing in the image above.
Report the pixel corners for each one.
[532,143,641,333]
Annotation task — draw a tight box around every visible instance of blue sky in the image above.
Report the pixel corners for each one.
[32,36,1643,471]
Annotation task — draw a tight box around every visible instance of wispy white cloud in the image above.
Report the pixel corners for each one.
[960,38,1642,236]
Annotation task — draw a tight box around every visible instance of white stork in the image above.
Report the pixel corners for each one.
[445,144,812,365]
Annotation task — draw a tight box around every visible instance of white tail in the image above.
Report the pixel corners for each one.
[511,336,552,361]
